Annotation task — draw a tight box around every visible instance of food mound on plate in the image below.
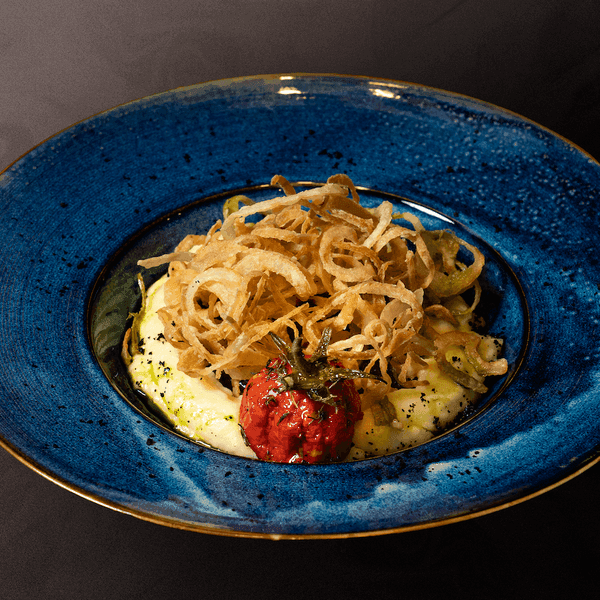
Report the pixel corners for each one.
[122,174,508,463]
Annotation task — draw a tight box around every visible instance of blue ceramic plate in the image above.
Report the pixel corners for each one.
[0,74,598,538]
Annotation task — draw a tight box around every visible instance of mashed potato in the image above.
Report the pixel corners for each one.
[128,276,501,460]
[127,276,256,458]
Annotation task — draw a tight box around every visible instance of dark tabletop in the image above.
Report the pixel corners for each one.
[1,2,599,598]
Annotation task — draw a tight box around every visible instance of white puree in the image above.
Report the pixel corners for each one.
[128,277,256,458]
[128,276,499,460]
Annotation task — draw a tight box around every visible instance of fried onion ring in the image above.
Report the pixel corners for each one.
[135,176,507,394]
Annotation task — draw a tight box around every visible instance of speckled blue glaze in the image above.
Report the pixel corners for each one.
[0,74,598,537]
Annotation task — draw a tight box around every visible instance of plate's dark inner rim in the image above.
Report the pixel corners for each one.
[88,181,530,462]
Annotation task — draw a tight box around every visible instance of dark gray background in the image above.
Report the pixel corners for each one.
[1,1,599,598]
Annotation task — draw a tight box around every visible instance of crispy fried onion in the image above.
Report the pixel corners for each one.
[135,175,507,396]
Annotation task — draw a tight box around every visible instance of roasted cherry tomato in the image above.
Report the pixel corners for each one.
[239,329,380,463]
